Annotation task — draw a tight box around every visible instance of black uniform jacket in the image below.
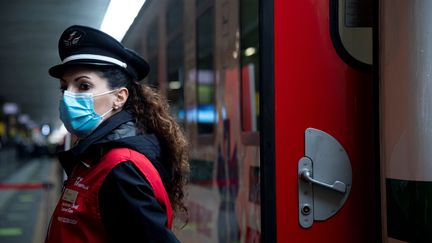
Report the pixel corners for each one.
[57,110,180,243]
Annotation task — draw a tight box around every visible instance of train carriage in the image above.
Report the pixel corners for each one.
[122,0,429,242]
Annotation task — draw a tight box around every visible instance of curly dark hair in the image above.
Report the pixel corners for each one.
[96,66,189,217]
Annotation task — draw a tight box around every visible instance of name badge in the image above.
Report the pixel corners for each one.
[62,188,78,204]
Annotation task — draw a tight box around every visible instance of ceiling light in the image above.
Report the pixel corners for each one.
[244,47,256,57]
[100,0,146,41]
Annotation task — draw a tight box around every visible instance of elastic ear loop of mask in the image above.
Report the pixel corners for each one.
[93,89,118,117]
[100,107,114,118]
[92,89,118,98]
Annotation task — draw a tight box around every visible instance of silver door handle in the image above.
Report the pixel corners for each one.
[300,169,346,193]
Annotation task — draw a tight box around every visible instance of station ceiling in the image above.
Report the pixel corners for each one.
[0,0,110,128]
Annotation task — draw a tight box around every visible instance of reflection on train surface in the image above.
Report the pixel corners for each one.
[123,0,261,242]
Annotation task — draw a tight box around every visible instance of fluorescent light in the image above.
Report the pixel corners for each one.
[100,0,146,41]
[41,124,51,136]
[244,47,256,57]
[169,81,182,90]
[3,102,19,115]
[18,114,30,124]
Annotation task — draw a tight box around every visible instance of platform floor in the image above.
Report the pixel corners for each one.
[0,157,61,243]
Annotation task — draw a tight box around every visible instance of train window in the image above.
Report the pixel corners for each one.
[240,0,259,136]
[146,21,159,88]
[167,35,185,123]
[147,56,159,88]
[196,6,215,135]
[166,0,185,127]
[330,0,373,69]
[196,0,209,8]
[189,159,213,188]
[166,0,183,35]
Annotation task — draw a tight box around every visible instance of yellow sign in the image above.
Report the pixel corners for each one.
[0,122,5,136]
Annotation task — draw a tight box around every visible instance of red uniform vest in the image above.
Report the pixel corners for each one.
[46,148,173,243]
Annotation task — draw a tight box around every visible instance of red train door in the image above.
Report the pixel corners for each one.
[261,0,379,242]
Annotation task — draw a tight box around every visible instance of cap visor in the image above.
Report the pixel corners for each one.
[48,61,116,78]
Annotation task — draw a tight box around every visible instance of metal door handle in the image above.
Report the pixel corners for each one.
[300,169,346,193]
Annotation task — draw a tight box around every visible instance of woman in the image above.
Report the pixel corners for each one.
[45,25,188,243]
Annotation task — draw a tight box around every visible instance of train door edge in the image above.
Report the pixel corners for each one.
[259,0,276,242]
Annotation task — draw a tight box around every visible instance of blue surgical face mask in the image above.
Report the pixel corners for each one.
[59,90,116,138]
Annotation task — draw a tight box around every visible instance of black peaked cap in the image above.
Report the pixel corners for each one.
[48,25,149,80]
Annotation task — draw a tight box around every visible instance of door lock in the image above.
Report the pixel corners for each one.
[298,128,352,228]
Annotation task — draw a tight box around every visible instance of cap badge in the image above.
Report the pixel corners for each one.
[63,30,83,47]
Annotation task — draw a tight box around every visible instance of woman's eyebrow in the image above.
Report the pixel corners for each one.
[74,75,91,82]
[59,75,91,83]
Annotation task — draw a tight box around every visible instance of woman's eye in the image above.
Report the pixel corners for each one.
[78,83,91,91]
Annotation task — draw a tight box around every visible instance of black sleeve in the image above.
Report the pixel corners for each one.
[99,161,180,243]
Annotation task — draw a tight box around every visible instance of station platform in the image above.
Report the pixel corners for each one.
[0,152,62,243]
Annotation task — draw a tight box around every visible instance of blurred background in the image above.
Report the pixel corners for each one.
[0,1,145,242]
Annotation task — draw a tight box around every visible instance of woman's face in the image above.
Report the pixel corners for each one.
[60,66,116,119]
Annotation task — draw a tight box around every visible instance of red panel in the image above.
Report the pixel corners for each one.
[274,0,377,242]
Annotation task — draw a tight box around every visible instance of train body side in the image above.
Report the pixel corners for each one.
[123,0,378,242]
